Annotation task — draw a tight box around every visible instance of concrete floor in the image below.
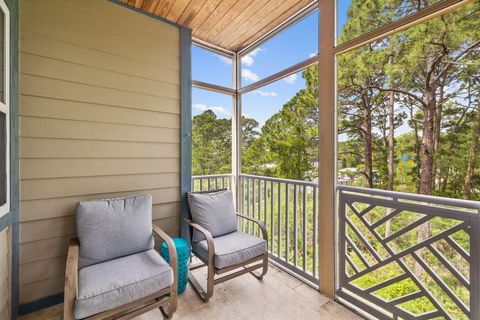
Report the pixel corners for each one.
[19,264,363,320]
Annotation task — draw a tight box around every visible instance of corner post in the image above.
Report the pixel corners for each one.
[180,27,192,243]
[317,0,336,299]
[7,0,19,318]
[233,53,242,211]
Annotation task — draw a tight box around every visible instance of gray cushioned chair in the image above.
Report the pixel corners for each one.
[186,189,268,302]
[63,194,178,320]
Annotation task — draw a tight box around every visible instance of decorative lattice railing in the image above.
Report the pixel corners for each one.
[337,186,480,320]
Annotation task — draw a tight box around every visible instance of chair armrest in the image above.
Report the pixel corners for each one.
[152,225,178,312]
[236,213,268,242]
[64,238,79,320]
[185,219,215,259]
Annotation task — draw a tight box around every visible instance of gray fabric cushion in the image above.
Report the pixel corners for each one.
[74,249,173,319]
[76,194,154,269]
[188,190,238,242]
[192,231,267,269]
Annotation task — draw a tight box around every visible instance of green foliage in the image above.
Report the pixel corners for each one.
[192,110,231,175]
[192,2,479,317]
[337,0,480,200]
[242,66,319,180]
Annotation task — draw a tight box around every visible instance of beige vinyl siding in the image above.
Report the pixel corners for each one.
[0,227,11,320]
[19,0,182,304]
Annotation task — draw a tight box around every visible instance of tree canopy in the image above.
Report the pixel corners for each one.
[192,0,480,201]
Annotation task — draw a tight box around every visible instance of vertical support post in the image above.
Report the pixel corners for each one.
[8,0,19,318]
[302,185,307,272]
[271,180,274,253]
[313,186,318,278]
[285,183,289,262]
[293,184,298,267]
[470,211,480,320]
[318,0,336,298]
[337,190,346,296]
[180,27,192,243]
[278,182,282,257]
[233,53,242,211]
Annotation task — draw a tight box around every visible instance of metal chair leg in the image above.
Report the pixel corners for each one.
[188,257,215,303]
[160,306,173,319]
[188,269,214,303]
[250,254,269,280]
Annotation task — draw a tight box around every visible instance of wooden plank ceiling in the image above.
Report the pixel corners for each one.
[121,0,314,52]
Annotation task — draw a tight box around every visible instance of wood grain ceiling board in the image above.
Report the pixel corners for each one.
[176,0,209,26]
[120,0,315,52]
[200,0,256,43]
[186,0,223,31]
[165,0,191,22]
[154,1,174,16]
[210,0,278,46]
[140,0,159,13]
[217,0,290,48]
[192,0,239,37]
[225,0,313,50]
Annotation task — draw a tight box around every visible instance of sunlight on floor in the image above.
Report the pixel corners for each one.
[19,264,363,320]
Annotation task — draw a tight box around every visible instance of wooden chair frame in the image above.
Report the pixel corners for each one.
[186,213,268,302]
[64,225,178,320]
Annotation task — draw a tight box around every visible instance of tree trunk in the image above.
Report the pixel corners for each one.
[388,88,395,189]
[386,55,395,238]
[440,166,449,193]
[464,105,480,199]
[363,92,374,188]
[433,81,445,190]
[408,105,422,193]
[416,56,437,277]
[419,95,436,195]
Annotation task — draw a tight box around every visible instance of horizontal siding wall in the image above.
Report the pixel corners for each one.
[19,0,181,304]
[0,227,11,320]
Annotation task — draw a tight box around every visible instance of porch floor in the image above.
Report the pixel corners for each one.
[19,264,363,320]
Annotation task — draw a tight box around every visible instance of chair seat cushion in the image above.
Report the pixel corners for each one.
[74,249,173,319]
[192,231,267,269]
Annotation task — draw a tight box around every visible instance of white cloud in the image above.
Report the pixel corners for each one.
[218,56,232,65]
[254,90,278,97]
[193,103,230,116]
[241,47,262,66]
[242,68,259,82]
[284,74,297,84]
[309,52,317,58]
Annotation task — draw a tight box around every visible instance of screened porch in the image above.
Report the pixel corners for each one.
[0,0,478,320]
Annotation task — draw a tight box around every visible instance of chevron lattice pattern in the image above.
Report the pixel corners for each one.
[337,187,480,320]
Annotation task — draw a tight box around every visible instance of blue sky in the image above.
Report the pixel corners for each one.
[192,3,351,125]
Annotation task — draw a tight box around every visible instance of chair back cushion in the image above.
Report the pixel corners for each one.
[188,190,237,242]
[76,194,154,268]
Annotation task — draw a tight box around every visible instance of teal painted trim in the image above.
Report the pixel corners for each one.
[7,0,19,318]
[180,27,192,244]
[18,293,63,315]
[108,0,185,29]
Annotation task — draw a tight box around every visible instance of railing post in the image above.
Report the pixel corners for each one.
[471,212,480,320]
[285,183,289,262]
[337,189,346,296]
